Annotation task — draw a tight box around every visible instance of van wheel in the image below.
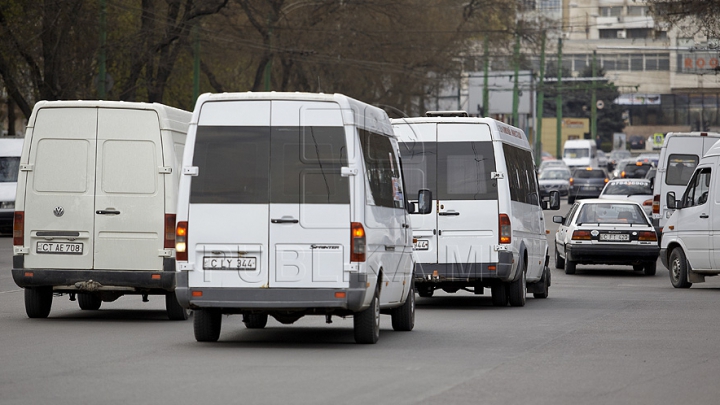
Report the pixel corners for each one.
[554,248,565,269]
[564,259,576,275]
[508,262,527,307]
[24,287,53,318]
[391,280,415,331]
[354,290,380,344]
[491,284,508,307]
[533,267,550,299]
[78,293,102,310]
[243,313,268,329]
[417,285,434,298]
[669,248,692,288]
[166,292,189,320]
[644,261,657,276]
[194,309,222,342]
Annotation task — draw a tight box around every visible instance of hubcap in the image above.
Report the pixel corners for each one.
[671,258,681,281]
[374,296,380,331]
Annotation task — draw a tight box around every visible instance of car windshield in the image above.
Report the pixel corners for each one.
[603,181,653,195]
[574,170,606,179]
[540,170,570,180]
[564,148,589,158]
[576,203,648,225]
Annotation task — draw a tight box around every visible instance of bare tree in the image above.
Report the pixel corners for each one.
[647,0,720,38]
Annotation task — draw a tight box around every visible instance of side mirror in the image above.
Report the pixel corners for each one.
[548,190,561,210]
[552,216,565,224]
[417,189,432,215]
[666,191,677,210]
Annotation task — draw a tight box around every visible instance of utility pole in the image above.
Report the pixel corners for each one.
[555,37,563,158]
[483,36,489,117]
[536,31,546,165]
[591,50,598,143]
[512,34,520,127]
[98,0,107,99]
[192,25,200,107]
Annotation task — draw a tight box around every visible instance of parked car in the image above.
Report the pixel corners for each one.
[629,135,646,150]
[599,178,654,216]
[612,158,636,179]
[553,199,660,275]
[608,149,632,172]
[620,161,655,179]
[538,168,572,197]
[568,168,609,204]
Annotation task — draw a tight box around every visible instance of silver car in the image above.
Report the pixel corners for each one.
[539,168,571,196]
[599,178,654,216]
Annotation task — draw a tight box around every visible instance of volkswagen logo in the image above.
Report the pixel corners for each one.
[53,207,64,217]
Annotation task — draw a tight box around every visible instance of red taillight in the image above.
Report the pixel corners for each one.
[499,214,511,244]
[643,199,652,207]
[13,211,23,246]
[638,231,658,241]
[351,222,366,262]
[572,230,592,240]
[652,194,660,214]
[176,221,188,261]
[164,214,176,249]
[569,178,574,185]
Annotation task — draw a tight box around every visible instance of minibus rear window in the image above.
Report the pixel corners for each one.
[0,157,20,182]
[665,154,698,185]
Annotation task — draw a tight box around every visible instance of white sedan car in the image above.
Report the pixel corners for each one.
[553,199,660,275]
[599,178,654,216]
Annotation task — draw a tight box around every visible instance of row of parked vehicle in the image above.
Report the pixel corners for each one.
[9,94,562,344]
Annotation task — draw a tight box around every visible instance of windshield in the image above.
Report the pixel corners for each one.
[603,182,652,195]
[564,148,589,158]
[540,170,570,180]
[0,157,20,182]
[576,203,649,225]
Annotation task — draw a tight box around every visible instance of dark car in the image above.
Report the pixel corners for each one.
[568,168,609,204]
[629,135,646,150]
[621,161,654,179]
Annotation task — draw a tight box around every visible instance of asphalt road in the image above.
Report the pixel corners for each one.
[2,200,720,405]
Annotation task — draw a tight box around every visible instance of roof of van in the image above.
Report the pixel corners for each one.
[28,100,191,133]
[563,139,594,146]
[662,131,720,147]
[0,137,24,157]
[390,116,529,148]
[194,92,393,136]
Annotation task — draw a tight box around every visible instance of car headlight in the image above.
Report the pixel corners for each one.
[0,201,15,209]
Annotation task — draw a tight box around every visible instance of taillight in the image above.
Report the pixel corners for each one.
[652,194,660,214]
[176,221,188,261]
[643,199,652,207]
[569,178,574,185]
[572,230,592,240]
[13,211,23,246]
[499,214,511,244]
[164,214,176,249]
[351,222,366,262]
[621,171,626,178]
[638,231,658,241]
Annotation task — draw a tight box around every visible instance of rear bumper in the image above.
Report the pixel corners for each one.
[566,244,659,265]
[175,271,370,312]
[413,251,514,283]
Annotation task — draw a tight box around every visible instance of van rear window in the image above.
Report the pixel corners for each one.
[400,141,497,200]
[0,157,19,182]
[665,154,698,185]
[190,126,348,204]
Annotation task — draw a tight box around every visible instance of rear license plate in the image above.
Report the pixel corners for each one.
[600,234,629,241]
[203,257,257,270]
[413,240,429,250]
[36,242,83,254]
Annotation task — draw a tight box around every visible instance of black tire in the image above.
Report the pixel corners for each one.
[166,292,189,320]
[508,260,527,307]
[669,248,692,288]
[243,313,268,329]
[417,285,434,298]
[354,290,380,344]
[533,266,550,299]
[193,309,222,342]
[633,264,644,272]
[554,247,565,269]
[391,281,415,331]
[568,196,576,204]
[24,287,53,318]
[564,259,576,275]
[78,293,102,311]
[491,283,508,307]
[644,261,657,276]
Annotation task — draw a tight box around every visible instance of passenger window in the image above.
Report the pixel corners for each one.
[682,168,711,207]
[502,143,538,205]
[399,141,437,201]
[359,129,403,208]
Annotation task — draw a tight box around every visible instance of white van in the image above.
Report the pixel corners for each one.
[661,138,720,287]
[392,112,560,307]
[651,132,720,233]
[12,101,191,320]
[0,137,23,234]
[175,92,430,344]
[562,139,598,171]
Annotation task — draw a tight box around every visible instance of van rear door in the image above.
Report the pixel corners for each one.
[436,123,498,274]
[24,107,97,269]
